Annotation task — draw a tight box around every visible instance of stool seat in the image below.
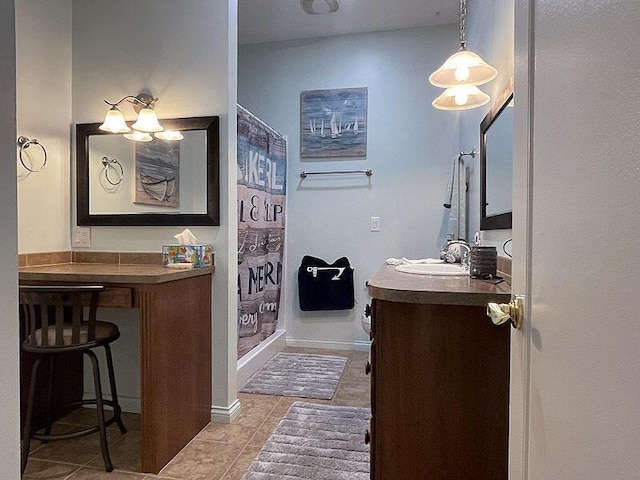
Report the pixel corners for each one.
[30,321,119,349]
[19,285,127,476]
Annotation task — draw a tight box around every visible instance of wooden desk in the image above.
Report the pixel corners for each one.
[19,263,213,474]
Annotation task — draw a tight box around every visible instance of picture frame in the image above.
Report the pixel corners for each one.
[134,140,180,207]
[300,87,367,158]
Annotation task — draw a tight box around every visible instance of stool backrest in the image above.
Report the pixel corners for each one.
[20,285,105,348]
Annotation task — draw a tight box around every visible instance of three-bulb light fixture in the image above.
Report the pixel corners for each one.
[429,0,498,111]
[99,93,183,141]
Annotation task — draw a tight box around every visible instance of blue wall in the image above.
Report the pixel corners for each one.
[239,26,461,347]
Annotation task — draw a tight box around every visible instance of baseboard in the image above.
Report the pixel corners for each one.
[237,329,286,388]
[285,337,371,352]
[117,395,141,414]
[84,391,241,425]
[211,398,241,424]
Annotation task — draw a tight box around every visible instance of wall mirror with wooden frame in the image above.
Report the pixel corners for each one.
[76,116,219,226]
[480,84,513,230]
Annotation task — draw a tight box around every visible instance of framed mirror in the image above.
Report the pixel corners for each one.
[76,116,219,226]
[480,83,513,230]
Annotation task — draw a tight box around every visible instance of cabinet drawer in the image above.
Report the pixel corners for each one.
[98,287,133,308]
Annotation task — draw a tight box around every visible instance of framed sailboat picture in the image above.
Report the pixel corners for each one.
[134,139,180,208]
[300,87,367,158]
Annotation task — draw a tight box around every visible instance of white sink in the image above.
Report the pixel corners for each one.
[394,263,469,276]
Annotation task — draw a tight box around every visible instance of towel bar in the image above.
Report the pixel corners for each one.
[299,169,373,178]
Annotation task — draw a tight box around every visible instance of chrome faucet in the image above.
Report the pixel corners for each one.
[440,240,471,269]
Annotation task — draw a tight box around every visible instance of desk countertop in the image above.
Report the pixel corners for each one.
[368,264,510,306]
[19,262,215,284]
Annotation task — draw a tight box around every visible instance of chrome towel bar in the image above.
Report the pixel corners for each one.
[299,169,373,178]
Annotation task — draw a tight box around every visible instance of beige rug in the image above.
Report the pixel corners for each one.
[240,353,348,400]
[242,401,370,479]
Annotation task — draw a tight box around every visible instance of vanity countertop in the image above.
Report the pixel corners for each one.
[368,264,510,306]
[18,262,214,284]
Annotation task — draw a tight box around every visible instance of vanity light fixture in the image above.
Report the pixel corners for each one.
[99,92,164,135]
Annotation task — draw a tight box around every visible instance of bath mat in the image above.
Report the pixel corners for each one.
[242,401,370,480]
[240,353,348,400]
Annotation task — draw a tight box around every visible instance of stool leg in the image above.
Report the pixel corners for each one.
[104,343,127,434]
[86,350,113,472]
[21,356,43,476]
[41,356,55,441]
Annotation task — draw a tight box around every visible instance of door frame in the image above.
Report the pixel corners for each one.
[509,0,534,479]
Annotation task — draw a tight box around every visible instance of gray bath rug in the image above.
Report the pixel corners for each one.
[240,353,348,400]
[242,401,371,480]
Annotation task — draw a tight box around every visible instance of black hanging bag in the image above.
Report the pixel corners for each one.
[298,255,355,311]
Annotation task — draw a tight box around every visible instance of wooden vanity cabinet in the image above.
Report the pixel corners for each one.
[369,298,510,480]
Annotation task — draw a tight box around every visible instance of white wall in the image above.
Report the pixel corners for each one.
[461,0,514,250]
[0,0,19,476]
[16,0,72,254]
[239,26,460,349]
[72,0,238,415]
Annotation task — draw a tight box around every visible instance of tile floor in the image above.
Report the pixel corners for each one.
[22,347,370,480]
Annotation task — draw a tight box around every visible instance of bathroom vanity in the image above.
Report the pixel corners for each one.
[19,258,213,474]
[367,265,511,480]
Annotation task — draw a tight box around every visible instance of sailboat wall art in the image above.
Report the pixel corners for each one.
[300,87,367,158]
[134,139,180,208]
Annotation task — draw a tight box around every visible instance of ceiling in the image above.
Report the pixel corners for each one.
[238,0,458,45]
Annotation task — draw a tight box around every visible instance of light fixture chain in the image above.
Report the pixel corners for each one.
[459,0,467,48]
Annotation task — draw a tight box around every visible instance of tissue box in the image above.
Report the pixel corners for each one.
[162,244,214,268]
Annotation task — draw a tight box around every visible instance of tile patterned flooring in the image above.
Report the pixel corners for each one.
[23,348,370,480]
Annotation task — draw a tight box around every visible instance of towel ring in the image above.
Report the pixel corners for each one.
[101,156,124,186]
[17,136,47,172]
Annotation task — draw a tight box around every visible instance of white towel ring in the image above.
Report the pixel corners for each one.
[17,136,47,172]
[101,156,124,186]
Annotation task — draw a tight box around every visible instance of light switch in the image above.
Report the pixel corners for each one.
[72,227,91,248]
[370,216,380,232]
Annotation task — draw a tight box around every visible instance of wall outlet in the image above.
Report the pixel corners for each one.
[72,227,91,248]
[370,216,380,232]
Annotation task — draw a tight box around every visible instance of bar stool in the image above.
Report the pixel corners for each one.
[19,285,127,475]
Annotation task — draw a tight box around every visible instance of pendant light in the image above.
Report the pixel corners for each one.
[432,85,490,111]
[430,0,497,111]
[430,0,497,88]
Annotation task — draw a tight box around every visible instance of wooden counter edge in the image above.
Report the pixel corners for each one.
[18,263,215,285]
[368,264,511,306]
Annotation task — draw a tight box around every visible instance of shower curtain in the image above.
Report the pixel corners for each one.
[237,105,287,359]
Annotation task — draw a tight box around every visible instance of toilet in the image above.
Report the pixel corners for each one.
[361,307,371,335]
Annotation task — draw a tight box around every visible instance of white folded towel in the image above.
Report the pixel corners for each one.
[385,257,445,266]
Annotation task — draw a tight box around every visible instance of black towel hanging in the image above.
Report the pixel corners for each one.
[298,255,355,311]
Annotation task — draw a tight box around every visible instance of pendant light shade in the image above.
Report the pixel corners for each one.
[99,107,131,133]
[132,108,164,133]
[432,85,490,111]
[429,0,497,111]
[429,48,498,88]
